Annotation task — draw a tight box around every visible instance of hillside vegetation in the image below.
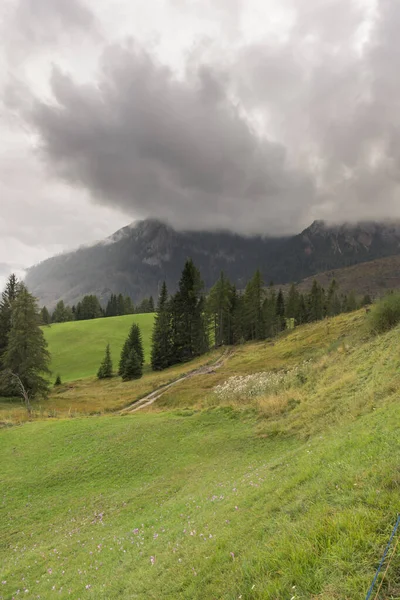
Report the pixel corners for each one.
[283,254,400,299]
[42,313,155,382]
[1,310,400,598]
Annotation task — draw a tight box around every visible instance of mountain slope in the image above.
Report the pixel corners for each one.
[2,311,400,598]
[281,254,400,298]
[25,219,400,307]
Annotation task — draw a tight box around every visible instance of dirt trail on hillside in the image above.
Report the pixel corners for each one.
[120,350,232,414]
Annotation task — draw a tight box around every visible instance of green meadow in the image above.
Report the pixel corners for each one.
[42,313,155,382]
[1,310,400,598]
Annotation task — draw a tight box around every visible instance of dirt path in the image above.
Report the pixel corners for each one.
[120,350,232,414]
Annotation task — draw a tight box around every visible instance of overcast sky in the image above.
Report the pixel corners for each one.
[2,0,400,288]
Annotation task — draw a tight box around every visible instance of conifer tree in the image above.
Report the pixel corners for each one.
[97,344,113,379]
[123,296,135,315]
[52,300,70,323]
[119,323,144,375]
[230,286,245,345]
[122,348,142,381]
[326,279,341,316]
[151,282,173,371]
[308,280,324,322]
[3,285,51,399]
[117,294,125,316]
[149,296,155,312]
[206,272,233,347]
[243,269,265,340]
[54,374,62,386]
[263,284,278,338]
[285,284,300,320]
[40,306,51,325]
[0,274,19,368]
[275,289,286,331]
[170,259,208,363]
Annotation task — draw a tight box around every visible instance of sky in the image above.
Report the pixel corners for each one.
[2,0,400,288]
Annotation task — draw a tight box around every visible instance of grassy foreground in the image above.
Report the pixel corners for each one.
[1,311,400,598]
[43,313,155,382]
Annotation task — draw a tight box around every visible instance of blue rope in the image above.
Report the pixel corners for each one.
[365,514,400,600]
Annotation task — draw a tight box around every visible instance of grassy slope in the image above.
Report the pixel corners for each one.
[43,313,155,382]
[1,312,400,598]
[281,253,400,298]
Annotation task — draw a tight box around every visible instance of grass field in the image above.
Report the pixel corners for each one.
[2,310,400,598]
[43,313,155,382]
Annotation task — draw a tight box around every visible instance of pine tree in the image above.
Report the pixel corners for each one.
[308,280,324,322]
[97,344,113,379]
[40,306,51,325]
[285,284,300,320]
[206,272,233,347]
[243,269,265,340]
[3,285,51,399]
[54,374,62,386]
[151,282,173,371]
[52,300,70,323]
[117,294,125,316]
[149,296,155,313]
[122,348,142,381]
[0,274,19,368]
[230,286,245,345]
[326,279,341,317]
[275,289,286,332]
[171,259,208,363]
[118,339,131,376]
[124,296,135,315]
[119,323,144,376]
[263,284,278,338]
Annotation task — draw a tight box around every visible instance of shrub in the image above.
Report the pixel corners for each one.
[367,293,400,335]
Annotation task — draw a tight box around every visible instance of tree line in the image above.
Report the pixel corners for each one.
[0,262,371,405]
[150,263,371,370]
[43,294,155,324]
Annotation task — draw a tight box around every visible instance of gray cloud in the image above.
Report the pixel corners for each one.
[24,43,315,235]
[5,0,400,242]
[6,0,98,49]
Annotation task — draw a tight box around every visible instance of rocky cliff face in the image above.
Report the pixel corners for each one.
[25,219,400,308]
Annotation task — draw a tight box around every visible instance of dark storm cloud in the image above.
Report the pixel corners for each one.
[25,43,315,234]
[10,0,400,235]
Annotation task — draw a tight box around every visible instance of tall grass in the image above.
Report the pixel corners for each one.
[367,292,400,334]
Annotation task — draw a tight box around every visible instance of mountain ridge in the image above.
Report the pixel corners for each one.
[25,218,400,308]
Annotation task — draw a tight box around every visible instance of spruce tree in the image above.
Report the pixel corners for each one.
[171,259,208,363]
[151,282,173,371]
[119,323,144,376]
[40,306,51,325]
[326,279,341,316]
[308,280,324,322]
[122,348,142,381]
[117,294,125,316]
[206,272,233,347]
[3,285,51,399]
[285,284,300,320]
[149,296,155,313]
[124,296,135,315]
[0,274,19,368]
[54,374,62,386]
[97,344,113,379]
[52,300,70,323]
[263,284,277,338]
[275,289,286,331]
[243,269,265,341]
